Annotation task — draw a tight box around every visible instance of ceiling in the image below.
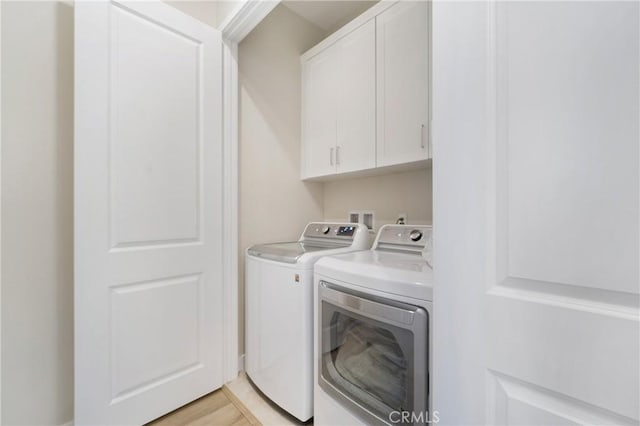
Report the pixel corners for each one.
[281,1,378,33]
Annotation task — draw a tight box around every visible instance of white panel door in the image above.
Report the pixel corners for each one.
[75,1,223,424]
[302,47,339,179]
[376,1,429,167]
[336,20,376,174]
[433,1,639,425]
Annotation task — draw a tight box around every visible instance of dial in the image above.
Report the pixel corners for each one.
[322,226,331,235]
[409,229,423,242]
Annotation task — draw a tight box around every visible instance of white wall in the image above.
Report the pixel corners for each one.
[1,2,74,424]
[164,0,245,29]
[215,0,242,28]
[324,167,432,228]
[238,5,327,354]
[165,1,218,28]
[165,1,242,30]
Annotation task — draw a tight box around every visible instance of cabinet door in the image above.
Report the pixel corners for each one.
[376,1,430,167]
[336,20,376,174]
[301,47,339,179]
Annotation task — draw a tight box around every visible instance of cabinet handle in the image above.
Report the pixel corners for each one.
[421,124,426,149]
[330,147,334,166]
[336,146,341,165]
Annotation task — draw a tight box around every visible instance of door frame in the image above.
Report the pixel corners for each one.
[0,1,3,420]
[218,0,279,382]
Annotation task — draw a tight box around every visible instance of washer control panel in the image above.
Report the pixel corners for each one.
[303,222,361,240]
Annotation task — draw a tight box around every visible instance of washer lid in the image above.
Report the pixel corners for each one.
[247,241,347,264]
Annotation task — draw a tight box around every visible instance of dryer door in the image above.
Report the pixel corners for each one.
[318,282,429,425]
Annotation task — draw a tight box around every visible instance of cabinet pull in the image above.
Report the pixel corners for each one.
[421,124,426,149]
[330,147,334,166]
[336,146,341,165]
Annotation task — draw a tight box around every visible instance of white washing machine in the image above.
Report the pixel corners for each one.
[245,222,370,422]
[313,224,433,425]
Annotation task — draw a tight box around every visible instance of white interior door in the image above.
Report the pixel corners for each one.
[75,1,223,424]
[433,1,639,425]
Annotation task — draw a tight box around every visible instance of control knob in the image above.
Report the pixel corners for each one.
[409,229,423,242]
[322,226,331,235]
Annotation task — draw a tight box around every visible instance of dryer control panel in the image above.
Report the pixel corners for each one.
[374,225,433,253]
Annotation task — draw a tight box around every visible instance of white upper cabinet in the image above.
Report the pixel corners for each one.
[302,46,339,178]
[301,1,430,180]
[336,19,376,174]
[376,1,430,167]
[301,20,376,179]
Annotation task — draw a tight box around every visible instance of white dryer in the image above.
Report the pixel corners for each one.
[245,222,370,422]
[313,224,434,425]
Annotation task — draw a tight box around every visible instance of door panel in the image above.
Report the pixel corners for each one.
[501,2,638,293]
[110,4,201,247]
[75,1,223,424]
[110,275,202,401]
[433,1,639,425]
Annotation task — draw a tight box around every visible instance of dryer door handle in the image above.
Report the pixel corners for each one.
[319,282,424,327]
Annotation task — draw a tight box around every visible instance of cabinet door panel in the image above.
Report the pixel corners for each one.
[302,48,338,179]
[336,20,376,174]
[377,1,429,167]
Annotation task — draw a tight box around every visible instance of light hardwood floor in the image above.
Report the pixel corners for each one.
[147,387,261,426]
[224,373,308,426]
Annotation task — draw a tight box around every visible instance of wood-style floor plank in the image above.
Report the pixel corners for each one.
[231,418,253,426]
[186,403,244,426]
[222,385,261,426]
[147,389,258,426]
